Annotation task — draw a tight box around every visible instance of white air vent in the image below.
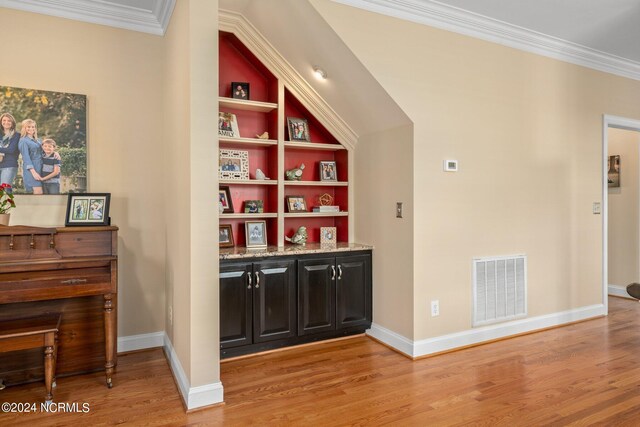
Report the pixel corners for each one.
[473,255,527,327]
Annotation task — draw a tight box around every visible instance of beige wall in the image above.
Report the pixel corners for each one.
[608,128,640,286]
[313,0,640,341]
[164,0,220,386]
[355,125,414,338]
[0,8,166,337]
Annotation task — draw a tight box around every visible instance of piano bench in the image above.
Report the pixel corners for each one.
[0,314,62,403]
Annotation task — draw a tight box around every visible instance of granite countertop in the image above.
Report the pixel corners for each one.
[220,242,373,260]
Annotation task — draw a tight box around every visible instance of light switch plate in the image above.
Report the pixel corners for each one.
[444,160,458,172]
[593,202,601,214]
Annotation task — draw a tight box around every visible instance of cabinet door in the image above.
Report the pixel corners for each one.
[253,259,296,343]
[220,262,253,349]
[336,254,372,329]
[298,257,335,336]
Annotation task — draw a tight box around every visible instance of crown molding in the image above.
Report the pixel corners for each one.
[219,10,358,150]
[331,0,640,81]
[0,0,176,35]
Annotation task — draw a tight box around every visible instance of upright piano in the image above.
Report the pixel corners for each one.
[0,225,118,388]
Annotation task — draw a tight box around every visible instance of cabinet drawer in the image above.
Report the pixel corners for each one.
[0,267,114,303]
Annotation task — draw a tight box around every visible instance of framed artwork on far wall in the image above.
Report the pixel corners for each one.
[608,155,620,188]
[287,117,310,142]
[65,193,110,226]
[219,224,234,248]
[245,220,267,248]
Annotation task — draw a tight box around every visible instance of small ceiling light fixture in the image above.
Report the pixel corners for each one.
[313,66,327,80]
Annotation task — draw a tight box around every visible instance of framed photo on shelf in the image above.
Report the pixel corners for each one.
[65,193,110,226]
[286,196,307,212]
[219,149,249,180]
[319,161,337,182]
[231,82,250,100]
[287,117,310,142]
[219,186,234,213]
[245,220,267,248]
[218,112,240,138]
[244,200,264,213]
[219,224,234,248]
[320,227,337,246]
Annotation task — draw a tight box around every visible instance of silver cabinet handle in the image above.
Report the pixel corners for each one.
[331,265,336,280]
[247,272,252,289]
[338,265,343,280]
[255,272,260,288]
[61,279,88,285]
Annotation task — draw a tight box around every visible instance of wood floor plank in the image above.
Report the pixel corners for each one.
[2,297,640,425]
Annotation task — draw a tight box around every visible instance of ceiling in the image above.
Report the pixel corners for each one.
[1,0,638,79]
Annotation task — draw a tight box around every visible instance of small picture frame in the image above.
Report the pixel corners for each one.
[245,220,267,248]
[286,196,307,212]
[218,112,240,138]
[320,227,337,245]
[319,161,337,182]
[219,149,249,180]
[65,193,111,226]
[287,117,310,142]
[608,155,620,188]
[219,224,234,248]
[219,186,234,213]
[231,82,250,100]
[244,200,264,213]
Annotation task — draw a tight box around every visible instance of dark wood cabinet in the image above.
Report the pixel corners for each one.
[220,259,295,350]
[220,250,372,358]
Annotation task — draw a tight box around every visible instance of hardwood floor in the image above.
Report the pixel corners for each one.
[2,296,640,426]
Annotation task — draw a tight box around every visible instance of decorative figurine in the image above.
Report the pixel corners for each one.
[256,131,269,139]
[317,193,334,206]
[285,163,305,181]
[255,169,270,180]
[285,226,308,245]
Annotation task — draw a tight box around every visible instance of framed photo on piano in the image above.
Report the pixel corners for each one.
[65,193,111,226]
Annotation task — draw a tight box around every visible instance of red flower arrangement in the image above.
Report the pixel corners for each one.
[0,183,16,214]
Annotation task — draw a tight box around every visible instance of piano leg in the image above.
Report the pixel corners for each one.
[104,293,115,388]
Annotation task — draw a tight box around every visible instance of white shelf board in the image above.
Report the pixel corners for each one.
[220,213,278,219]
[219,179,278,186]
[219,97,277,113]
[284,141,346,151]
[219,136,277,146]
[284,212,349,218]
[284,181,348,187]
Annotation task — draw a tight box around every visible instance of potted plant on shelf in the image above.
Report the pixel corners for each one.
[0,183,16,225]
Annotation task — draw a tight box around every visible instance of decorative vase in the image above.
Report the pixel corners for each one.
[0,213,9,226]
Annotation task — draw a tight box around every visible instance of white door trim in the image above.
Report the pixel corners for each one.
[603,115,640,311]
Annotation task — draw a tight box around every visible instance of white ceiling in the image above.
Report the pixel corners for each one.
[1,0,638,77]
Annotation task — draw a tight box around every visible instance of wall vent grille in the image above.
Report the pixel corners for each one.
[473,255,527,327]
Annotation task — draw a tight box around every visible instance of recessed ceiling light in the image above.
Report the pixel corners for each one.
[313,66,327,80]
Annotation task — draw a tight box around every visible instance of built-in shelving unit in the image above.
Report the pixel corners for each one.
[218,28,352,247]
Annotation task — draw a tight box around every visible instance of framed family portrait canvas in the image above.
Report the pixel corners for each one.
[245,220,267,248]
[218,112,240,138]
[219,224,234,248]
[286,196,307,212]
[65,193,110,226]
[287,117,310,142]
[219,186,234,213]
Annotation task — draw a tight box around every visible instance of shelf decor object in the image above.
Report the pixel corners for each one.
[285,163,305,181]
[286,196,307,212]
[319,161,337,182]
[243,200,264,213]
[320,227,337,246]
[287,117,310,142]
[219,149,249,180]
[231,82,250,100]
[219,186,234,213]
[218,112,240,138]
[285,226,308,245]
[219,224,234,248]
[245,220,267,248]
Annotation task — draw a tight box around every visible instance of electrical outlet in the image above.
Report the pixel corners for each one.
[431,300,440,317]
[169,306,173,325]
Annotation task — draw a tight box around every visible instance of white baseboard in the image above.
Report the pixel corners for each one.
[368,304,606,358]
[163,334,224,410]
[117,331,165,353]
[608,284,634,299]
